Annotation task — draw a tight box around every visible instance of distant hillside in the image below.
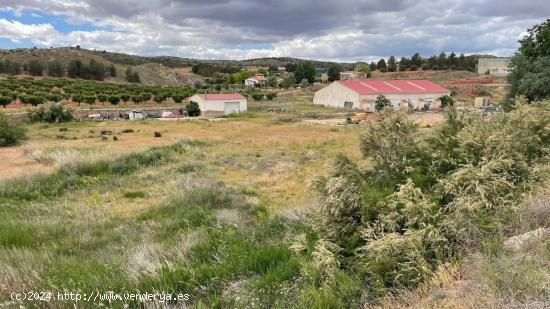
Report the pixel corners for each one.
[90,49,355,69]
[0,47,356,85]
[0,47,204,86]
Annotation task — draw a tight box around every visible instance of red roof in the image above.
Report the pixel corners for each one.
[196,93,246,100]
[338,80,449,95]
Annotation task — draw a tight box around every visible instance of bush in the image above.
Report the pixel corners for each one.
[0,112,26,146]
[28,103,73,123]
[252,94,264,101]
[187,101,201,117]
[360,109,419,178]
[0,96,12,108]
[108,95,120,106]
[375,95,392,111]
[46,93,63,103]
[266,93,277,100]
[439,95,454,108]
[172,94,184,103]
[154,131,162,138]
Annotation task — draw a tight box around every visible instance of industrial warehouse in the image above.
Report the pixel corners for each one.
[313,79,451,111]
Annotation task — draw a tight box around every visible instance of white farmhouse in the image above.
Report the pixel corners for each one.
[313,79,450,111]
[188,93,247,115]
[244,74,267,86]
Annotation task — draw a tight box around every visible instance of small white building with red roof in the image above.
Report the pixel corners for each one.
[188,93,247,115]
[313,79,450,111]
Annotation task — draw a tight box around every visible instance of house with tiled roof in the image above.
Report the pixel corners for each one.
[313,79,450,111]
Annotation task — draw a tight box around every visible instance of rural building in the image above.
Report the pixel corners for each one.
[188,93,247,115]
[245,74,267,86]
[477,57,510,76]
[313,80,450,112]
[340,71,358,80]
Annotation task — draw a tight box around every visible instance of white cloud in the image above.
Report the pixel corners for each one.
[0,0,548,60]
[0,18,58,43]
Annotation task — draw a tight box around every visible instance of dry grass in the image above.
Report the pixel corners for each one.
[1,115,362,212]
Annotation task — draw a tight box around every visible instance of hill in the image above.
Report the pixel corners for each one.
[0,47,354,86]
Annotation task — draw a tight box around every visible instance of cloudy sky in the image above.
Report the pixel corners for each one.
[0,0,548,61]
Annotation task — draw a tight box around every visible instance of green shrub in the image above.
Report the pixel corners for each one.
[0,96,12,108]
[187,101,201,117]
[108,95,120,105]
[172,94,184,103]
[28,103,73,123]
[266,93,277,100]
[0,112,26,146]
[252,93,264,101]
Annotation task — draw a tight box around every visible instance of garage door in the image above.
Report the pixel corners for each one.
[224,102,240,115]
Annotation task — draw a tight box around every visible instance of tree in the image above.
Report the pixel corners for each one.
[84,95,96,105]
[356,63,372,78]
[369,61,377,71]
[507,19,550,103]
[28,60,44,76]
[356,63,369,73]
[131,94,142,104]
[257,68,267,76]
[411,53,422,68]
[120,94,130,103]
[518,18,550,59]
[0,111,26,146]
[457,53,466,70]
[437,52,448,69]
[27,96,44,107]
[448,52,458,69]
[387,56,397,72]
[512,56,550,102]
[268,65,278,73]
[48,61,64,77]
[83,60,105,80]
[375,95,392,111]
[109,64,117,77]
[72,94,83,105]
[285,63,298,72]
[281,74,296,89]
[68,60,82,78]
[439,95,454,108]
[399,57,410,71]
[97,94,107,103]
[187,101,201,116]
[376,59,387,72]
[46,93,63,103]
[172,94,183,103]
[294,62,316,84]
[328,64,341,82]
[108,95,120,106]
[0,96,11,108]
[266,76,278,87]
[125,68,140,83]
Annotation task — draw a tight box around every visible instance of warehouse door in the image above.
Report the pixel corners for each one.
[224,102,240,115]
[344,101,353,109]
